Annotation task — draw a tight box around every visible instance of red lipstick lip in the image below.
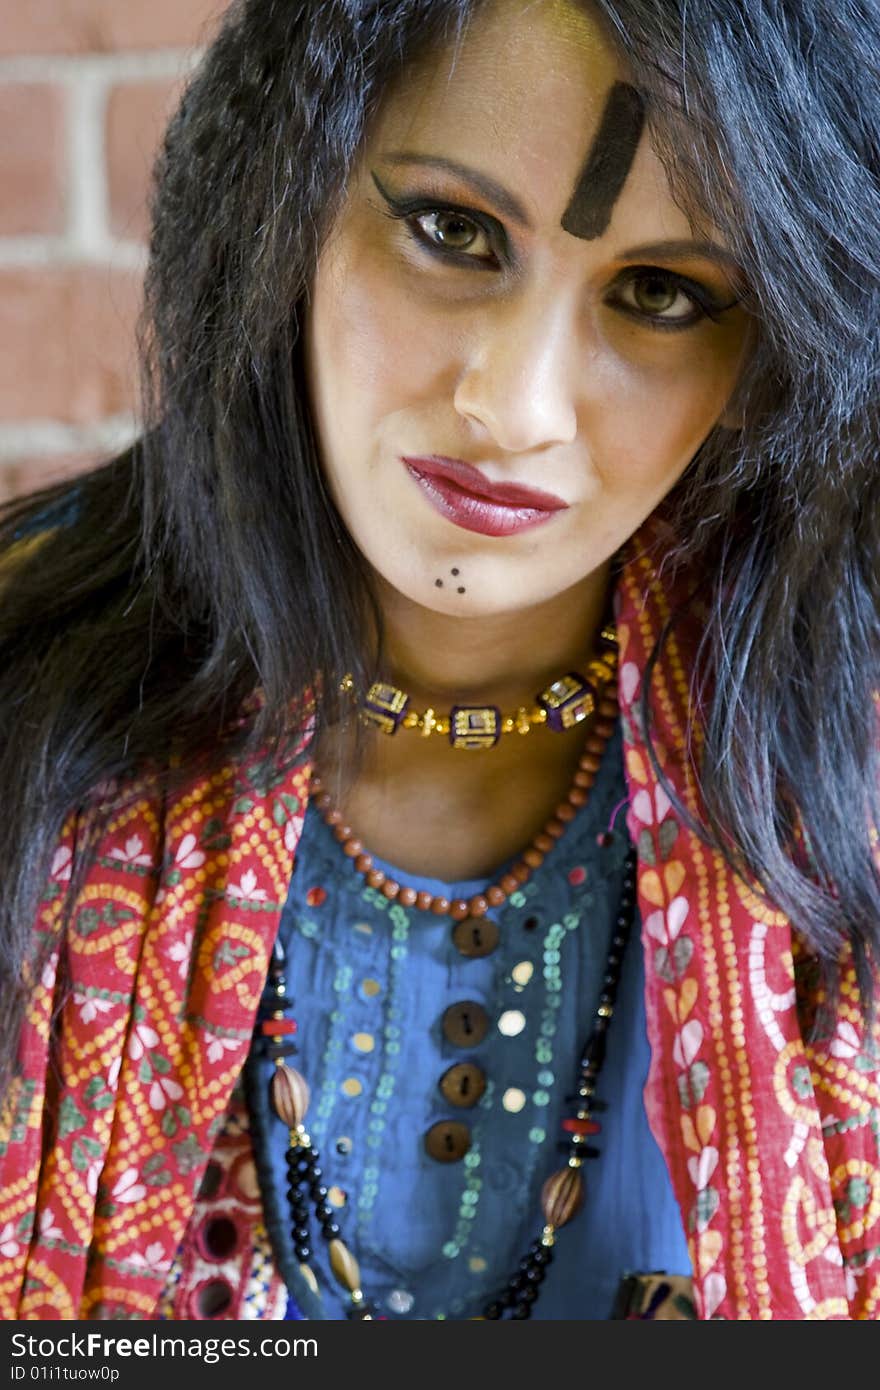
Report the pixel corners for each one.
[402,455,566,538]
[401,455,568,511]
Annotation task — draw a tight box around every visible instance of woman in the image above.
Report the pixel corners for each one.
[0,0,878,1321]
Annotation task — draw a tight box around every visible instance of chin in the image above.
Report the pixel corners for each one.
[422,586,530,620]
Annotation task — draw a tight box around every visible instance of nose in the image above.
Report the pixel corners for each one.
[453,293,580,452]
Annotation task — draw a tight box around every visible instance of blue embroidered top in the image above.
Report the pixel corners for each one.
[259,718,690,1319]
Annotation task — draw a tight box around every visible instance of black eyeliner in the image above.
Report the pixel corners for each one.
[647,269,738,319]
[610,266,741,330]
[369,170,509,267]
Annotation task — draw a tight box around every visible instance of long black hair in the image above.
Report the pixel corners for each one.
[1,0,878,1092]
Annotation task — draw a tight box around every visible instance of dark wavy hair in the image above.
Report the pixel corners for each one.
[1,0,879,1092]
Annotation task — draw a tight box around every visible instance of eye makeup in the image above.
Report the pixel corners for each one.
[369,171,743,331]
[370,172,506,269]
[606,267,741,330]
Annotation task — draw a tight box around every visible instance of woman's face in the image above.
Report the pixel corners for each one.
[306,0,752,621]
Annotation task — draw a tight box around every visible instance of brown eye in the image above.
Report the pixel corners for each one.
[632,273,679,314]
[607,266,716,328]
[416,210,488,254]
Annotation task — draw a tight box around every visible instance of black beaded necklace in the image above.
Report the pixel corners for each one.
[250,841,637,1320]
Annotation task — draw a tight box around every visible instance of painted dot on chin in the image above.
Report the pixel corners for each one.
[457,587,466,595]
[434,578,443,588]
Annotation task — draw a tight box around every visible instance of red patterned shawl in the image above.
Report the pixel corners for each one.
[1,523,878,1320]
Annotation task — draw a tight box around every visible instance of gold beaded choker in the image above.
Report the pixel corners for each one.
[341,622,618,750]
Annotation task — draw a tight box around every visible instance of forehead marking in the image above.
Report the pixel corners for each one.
[561,82,645,241]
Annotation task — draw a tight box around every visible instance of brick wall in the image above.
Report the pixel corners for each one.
[0,0,227,503]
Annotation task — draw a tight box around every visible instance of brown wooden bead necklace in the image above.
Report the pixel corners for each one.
[253,638,636,1320]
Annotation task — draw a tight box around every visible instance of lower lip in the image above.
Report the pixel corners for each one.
[403,462,563,538]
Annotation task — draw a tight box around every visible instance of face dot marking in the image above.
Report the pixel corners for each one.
[435,578,443,587]
[457,586,466,594]
[451,568,460,576]
[561,81,645,241]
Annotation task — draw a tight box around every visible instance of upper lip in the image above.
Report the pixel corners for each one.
[402,455,568,511]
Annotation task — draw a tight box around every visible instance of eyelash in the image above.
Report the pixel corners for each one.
[377,194,736,331]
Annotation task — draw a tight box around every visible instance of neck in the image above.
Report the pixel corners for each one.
[372,561,614,707]
[314,562,618,880]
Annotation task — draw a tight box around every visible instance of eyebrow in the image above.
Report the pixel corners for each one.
[620,239,745,280]
[377,152,532,227]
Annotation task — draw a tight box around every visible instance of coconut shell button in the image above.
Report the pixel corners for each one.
[441,1000,490,1047]
[451,917,500,958]
[439,1062,486,1109]
[424,1120,472,1162]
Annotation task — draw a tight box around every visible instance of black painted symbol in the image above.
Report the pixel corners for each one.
[561,82,645,241]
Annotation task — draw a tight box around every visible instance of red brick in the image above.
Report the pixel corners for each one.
[0,0,225,57]
[0,83,67,236]
[0,452,99,504]
[107,78,184,242]
[0,266,143,425]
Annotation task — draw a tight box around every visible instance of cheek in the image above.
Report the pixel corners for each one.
[310,246,456,436]
[587,329,747,486]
